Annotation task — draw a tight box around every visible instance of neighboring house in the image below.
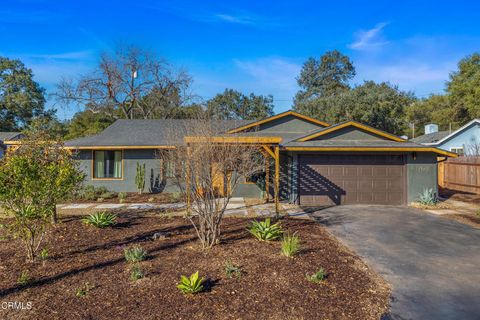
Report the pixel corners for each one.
[65,111,456,205]
[411,119,480,156]
[0,132,24,158]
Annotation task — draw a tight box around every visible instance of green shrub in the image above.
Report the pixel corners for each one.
[75,282,93,297]
[224,260,243,278]
[170,192,182,203]
[281,232,300,258]
[99,192,116,199]
[81,185,97,201]
[247,218,283,241]
[177,271,205,294]
[18,270,30,285]
[118,192,127,203]
[83,211,117,228]
[306,268,327,283]
[124,246,147,263]
[39,248,49,261]
[130,263,144,281]
[96,186,109,195]
[418,188,438,205]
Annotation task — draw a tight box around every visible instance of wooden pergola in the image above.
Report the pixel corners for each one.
[183,136,282,214]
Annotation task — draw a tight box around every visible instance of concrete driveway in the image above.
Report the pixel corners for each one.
[308,205,480,320]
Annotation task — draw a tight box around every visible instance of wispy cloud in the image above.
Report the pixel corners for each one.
[27,50,94,60]
[349,22,389,50]
[214,13,257,25]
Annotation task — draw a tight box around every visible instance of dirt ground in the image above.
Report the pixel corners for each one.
[0,215,390,320]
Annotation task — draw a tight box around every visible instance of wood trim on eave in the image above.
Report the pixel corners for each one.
[283,146,458,157]
[226,111,329,133]
[184,136,281,144]
[65,145,176,150]
[298,121,406,142]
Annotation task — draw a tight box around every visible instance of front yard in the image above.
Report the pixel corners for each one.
[0,214,390,319]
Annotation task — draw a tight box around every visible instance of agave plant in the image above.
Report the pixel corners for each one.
[177,271,205,294]
[82,211,117,228]
[247,218,283,241]
[124,245,147,263]
[418,188,438,205]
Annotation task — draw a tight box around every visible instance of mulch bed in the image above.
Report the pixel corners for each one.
[63,192,179,204]
[0,215,390,320]
[443,213,480,228]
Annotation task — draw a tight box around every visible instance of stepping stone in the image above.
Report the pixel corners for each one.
[61,204,94,209]
[95,204,125,209]
[127,203,155,210]
[226,202,245,209]
[224,209,248,216]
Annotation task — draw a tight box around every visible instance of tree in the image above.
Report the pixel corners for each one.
[294,50,355,111]
[447,53,480,120]
[64,110,115,140]
[55,45,193,120]
[0,132,84,261]
[206,89,274,120]
[0,57,50,131]
[158,117,264,249]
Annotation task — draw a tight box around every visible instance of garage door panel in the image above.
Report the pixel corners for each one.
[299,154,405,205]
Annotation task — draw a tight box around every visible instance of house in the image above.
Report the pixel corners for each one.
[411,119,480,156]
[0,132,24,158]
[65,111,456,206]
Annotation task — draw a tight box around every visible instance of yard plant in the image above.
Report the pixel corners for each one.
[0,132,84,261]
[83,211,117,228]
[135,162,146,194]
[124,246,147,263]
[224,260,243,278]
[281,232,300,257]
[248,218,283,241]
[177,271,205,294]
[307,268,327,283]
[418,188,438,206]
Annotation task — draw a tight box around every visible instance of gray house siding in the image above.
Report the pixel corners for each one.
[257,115,324,133]
[406,152,438,203]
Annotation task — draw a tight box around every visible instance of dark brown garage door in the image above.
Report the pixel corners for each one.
[299,154,405,206]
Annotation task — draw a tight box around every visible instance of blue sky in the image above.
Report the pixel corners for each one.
[1,0,480,120]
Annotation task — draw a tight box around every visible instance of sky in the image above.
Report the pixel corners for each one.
[1,0,480,120]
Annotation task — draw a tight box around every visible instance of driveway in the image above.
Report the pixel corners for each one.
[308,205,480,320]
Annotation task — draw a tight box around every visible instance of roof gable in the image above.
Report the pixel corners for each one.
[426,119,480,145]
[297,121,406,142]
[227,111,329,133]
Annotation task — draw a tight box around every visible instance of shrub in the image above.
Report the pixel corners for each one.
[418,188,438,205]
[75,282,93,297]
[81,185,97,201]
[177,271,205,294]
[124,246,147,263]
[170,192,182,203]
[118,192,127,203]
[39,248,49,262]
[248,218,283,241]
[224,260,243,278]
[83,211,117,228]
[281,232,300,258]
[18,270,30,285]
[306,268,327,283]
[130,264,144,281]
[99,192,116,199]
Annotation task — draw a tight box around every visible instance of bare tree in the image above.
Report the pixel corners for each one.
[55,45,193,119]
[158,117,265,249]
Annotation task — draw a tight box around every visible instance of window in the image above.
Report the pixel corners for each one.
[93,150,122,179]
[450,147,464,156]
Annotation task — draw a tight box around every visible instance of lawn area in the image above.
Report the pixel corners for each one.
[0,214,390,319]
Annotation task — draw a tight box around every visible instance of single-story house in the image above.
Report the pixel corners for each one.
[65,111,456,206]
[0,132,24,158]
[411,119,480,156]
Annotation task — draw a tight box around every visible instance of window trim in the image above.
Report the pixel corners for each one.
[449,147,464,156]
[91,149,124,180]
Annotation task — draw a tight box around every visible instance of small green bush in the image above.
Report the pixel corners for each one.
[418,188,438,205]
[83,211,117,228]
[118,192,127,203]
[307,268,327,283]
[170,192,182,203]
[75,282,93,297]
[130,264,144,281]
[18,270,30,285]
[124,246,147,263]
[81,185,97,200]
[99,191,116,199]
[39,248,49,261]
[281,232,300,258]
[177,271,205,294]
[224,260,243,278]
[247,218,283,241]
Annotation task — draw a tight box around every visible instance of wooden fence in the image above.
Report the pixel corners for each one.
[439,156,480,194]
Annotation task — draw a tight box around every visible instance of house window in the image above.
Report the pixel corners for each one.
[450,147,464,156]
[93,150,122,179]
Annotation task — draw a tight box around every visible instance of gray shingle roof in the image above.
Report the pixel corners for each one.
[65,119,251,147]
[410,131,450,144]
[284,140,429,148]
[0,132,23,142]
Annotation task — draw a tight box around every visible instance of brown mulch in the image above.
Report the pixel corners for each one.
[64,192,179,204]
[440,188,480,204]
[443,213,480,229]
[0,216,390,320]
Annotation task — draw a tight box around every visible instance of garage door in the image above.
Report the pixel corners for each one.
[298,154,405,206]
